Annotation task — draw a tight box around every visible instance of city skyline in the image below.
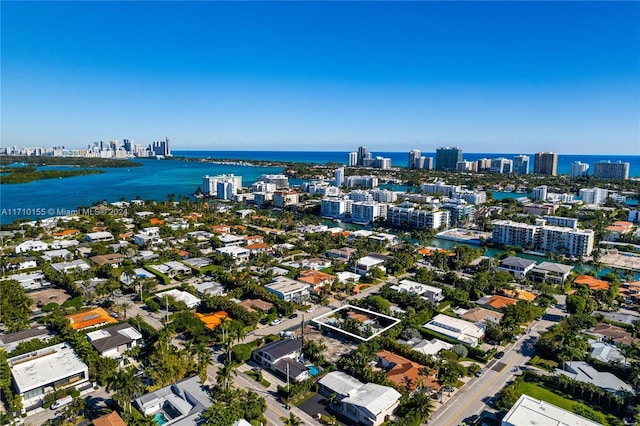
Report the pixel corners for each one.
[2,1,639,154]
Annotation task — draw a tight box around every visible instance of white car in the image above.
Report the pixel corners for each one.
[270,319,282,326]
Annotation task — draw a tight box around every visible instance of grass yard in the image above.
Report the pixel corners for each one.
[515,382,616,425]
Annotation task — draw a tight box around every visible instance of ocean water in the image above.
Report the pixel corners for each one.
[175,150,640,177]
[0,158,283,224]
[1,151,638,224]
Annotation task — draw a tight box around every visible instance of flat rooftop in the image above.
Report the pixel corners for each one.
[8,343,88,393]
[502,394,602,426]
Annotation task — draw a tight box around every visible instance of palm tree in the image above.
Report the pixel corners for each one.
[105,367,143,413]
[280,412,304,426]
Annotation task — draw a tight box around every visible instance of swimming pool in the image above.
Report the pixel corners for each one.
[307,365,320,376]
[153,412,169,425]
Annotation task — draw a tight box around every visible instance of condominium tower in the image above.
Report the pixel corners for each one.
[513,155,530,175]
[593,161,630,180]
[436,147,463,171]
[534,152,558,176]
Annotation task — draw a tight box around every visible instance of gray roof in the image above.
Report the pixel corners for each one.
[87,323,142,353]
[134,376,211,425]
[0,326,52,346]
[342,382,401,418]
[273,358,307,379]
[500,256,536,269]
[318,371,364,397]
[557,361,634,395]
[533,261,573,274]
[253,339,301,359]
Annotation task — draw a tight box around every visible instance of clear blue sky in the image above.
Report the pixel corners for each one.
[2,1,639,154]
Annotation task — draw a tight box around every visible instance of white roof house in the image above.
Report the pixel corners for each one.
[502,394,602,426]
[134,376,211,424]
[265,277,310,302]
[84,231,114,243]
[398,337,453,356]
[41,248,73,261]
[424,314,485,347]
[50,259,91,274]
[15,240,49,254]
[391,279,444,303]
[215,246,250,263]
[355,256,386,276]
[156,289,201,309]
[7,343,89,408]
[317,372,401,426]
[148,261,192,278]
[5,271,52,291]
[336,271,361,283]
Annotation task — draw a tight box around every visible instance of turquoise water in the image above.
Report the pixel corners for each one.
[153,412,169,425]
[307,365,320,376]
[0,159,283,224]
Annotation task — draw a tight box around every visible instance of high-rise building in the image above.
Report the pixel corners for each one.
[357,146,368,166]
[348,152,358,166]
[257,174,289,188]
[456,160,477,172]
[490,158,513,174]
[373,157,391,169]
[150,137,171,156]
[570,161,589,177]
[123,139,133,153]
[477,158,492,172]
[423,157,434,170]
[334,167,345,187]
[436,147,463,171]
[513,155,530,175]
[593,161,630,180]
[579,187,608,205]
[408,150,422,169]
[532,185,548,201]
[202,174,243,197]
[534,152,558,176]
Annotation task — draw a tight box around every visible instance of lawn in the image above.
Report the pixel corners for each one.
[515,382,616,425]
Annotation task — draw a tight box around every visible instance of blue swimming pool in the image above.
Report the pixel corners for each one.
[153,412,169,425]
[307,365,320,376]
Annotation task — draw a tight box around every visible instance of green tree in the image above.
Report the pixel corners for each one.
[105,367,143,413]
[280,412,304,426]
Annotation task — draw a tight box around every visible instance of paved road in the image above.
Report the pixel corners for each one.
[428,318,555,426]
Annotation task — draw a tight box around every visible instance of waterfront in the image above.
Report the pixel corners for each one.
[0,158,283,224]
[175,150,640,177]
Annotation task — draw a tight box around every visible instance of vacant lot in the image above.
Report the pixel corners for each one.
[302,325,357,363]
[30,288,71,308]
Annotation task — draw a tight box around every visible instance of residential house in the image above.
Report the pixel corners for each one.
[390,279,444,304]
[557,361,634,395]
[326,247,358,262]
[133,376,212,425]
[502,394,602,426]
[529,261,573,284]
[92,411,127,426]
[476,295,518,310]
[7,343,90,411]
[215,246,250,264]
[5,271,52,291]
[90,253,125,268]
[236,298,274,313]
[376,350,440,393]
[423,314,485,347]
[148,261,191,278]
[86,323,143,360]
[301,257,332,270]
[66,308,118,330]
[574,275,610,291]
[51,259,91,274]
[355,256,386,276]
[460,307,504,324]
[84,232,114,243]
[396,337,453,357]
[0,326,54,353]
[298,270,335,293]
[317,372,401,426]
[251,339,309,382]
[156,289,201,309]
[265,277,310,302]
[15,240,49,254]
[497,256,537,279]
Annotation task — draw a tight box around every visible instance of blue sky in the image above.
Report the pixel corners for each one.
[2,1,639,154]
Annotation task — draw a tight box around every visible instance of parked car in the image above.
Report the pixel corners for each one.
[270,319,282,326]
[288,313,298,319]
[475,370,484,377]
[495,351,505,359]
[51,395,73,410]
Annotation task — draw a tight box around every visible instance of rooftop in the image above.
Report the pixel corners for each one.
[8,343,88,393]
[66,307,118,330]
[502,394,602,426]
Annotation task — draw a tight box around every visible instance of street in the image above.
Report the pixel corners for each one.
[427,317,556,426]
